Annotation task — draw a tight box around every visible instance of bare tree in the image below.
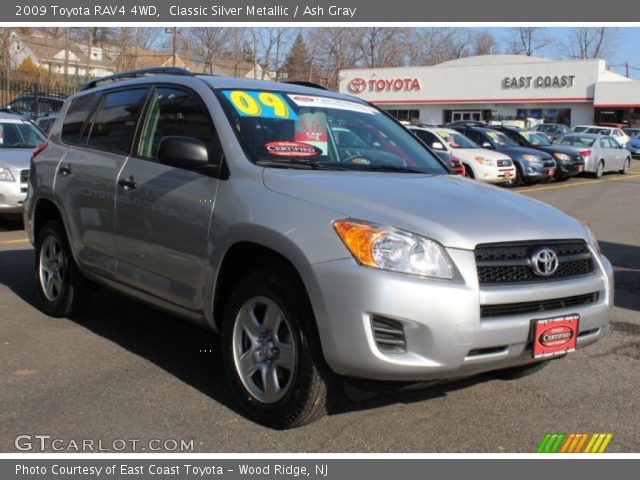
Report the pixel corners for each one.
[359,27,409,68]
[306,28,362,89]
[564,28,617,61]
[509,27,551,56]
[257,27,292,80]
[472,31,499,56]
[186,27,233,73]
[407,28,473,66]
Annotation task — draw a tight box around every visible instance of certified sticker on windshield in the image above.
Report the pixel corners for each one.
[287,95,378,115]
[264,141,320,157]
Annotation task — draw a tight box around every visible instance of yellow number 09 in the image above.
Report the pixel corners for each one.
[229,91,261,116]
[258,92,289,119]
[229,91,289,119]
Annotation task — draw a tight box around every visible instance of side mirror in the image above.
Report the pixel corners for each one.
[158,136,210,171]
[482,142,493,149]
[432,142,445,150]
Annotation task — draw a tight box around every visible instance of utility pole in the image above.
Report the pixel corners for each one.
[64,28,70,86]
[172,27,177,67]
[134,28,141,70]
[625,61,629,78]
[252,30,258,79]
[85,30,93,81]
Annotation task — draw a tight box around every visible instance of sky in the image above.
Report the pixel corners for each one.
[486,27,640,79]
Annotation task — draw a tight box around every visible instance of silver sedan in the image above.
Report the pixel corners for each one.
[555,133,632,178]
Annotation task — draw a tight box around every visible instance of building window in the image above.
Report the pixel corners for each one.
[383,109,420,122]
[517,108,571,126]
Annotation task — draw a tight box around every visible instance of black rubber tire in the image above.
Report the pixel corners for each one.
[502,166,521,188]
[463,164,474,179]
[619,158,630,175]
[594,160,605,178]
[491,360,549,380]
[221,268,334,429]
[35,220,92,318]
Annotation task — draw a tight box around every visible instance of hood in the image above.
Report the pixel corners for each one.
[263,170,587,250]
[496,146,553,160]
[0,149,32,171]
[533,145,582,158]
[453,148,511,162]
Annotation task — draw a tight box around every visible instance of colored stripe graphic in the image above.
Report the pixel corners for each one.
[538,433,613,453]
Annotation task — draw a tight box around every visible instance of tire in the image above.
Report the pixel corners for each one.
[221,268,334,429]
[491,360,549,380]
[620,158,630,175]
[502,167,521,188]
[463,164,474,179]
[35,220,92,317]
[594,160,605,178]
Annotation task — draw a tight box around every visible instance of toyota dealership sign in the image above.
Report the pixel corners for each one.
[347,77,422,94]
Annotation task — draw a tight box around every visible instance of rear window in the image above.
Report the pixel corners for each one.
[557,135,595,147]
[86,88,149,154]
[61,93,100,145]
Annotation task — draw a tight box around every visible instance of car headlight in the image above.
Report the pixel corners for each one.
[333,219,454,279]
[521,154,542,163]
[474,156,495,166]
[553,153,570,161]
[581,220,600,256]
[0,167,15,182]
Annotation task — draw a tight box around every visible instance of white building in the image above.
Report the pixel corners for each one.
[339,55,640,128]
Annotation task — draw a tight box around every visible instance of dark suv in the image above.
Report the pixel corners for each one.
[493,126,585,181]
[451,126,556,186]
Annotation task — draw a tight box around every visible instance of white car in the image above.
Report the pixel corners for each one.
[408,126,516,184]
[584,126,629,147]
[571,125,592,133]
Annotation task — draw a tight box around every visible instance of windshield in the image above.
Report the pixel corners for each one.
[625,129,640,138]
[585,127,611,135]
[435,130,477,149]
[520,131,552,146]
[557,135,595,147]
[217,89,446,173]
[0,120,46,148]
[486,130,518,147]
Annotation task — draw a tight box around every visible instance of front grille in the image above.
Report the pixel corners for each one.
[20,169,29,183]
[475,240,594,285]
[497,159,512,167]
[480,292,599,318]
[371,316,406,353]
[543,160,555,168]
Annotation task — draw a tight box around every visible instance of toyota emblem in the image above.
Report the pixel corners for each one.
[348,78,367,94]
[531,248,559,276]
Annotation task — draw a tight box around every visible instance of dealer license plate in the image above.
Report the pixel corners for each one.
[504,171,512,179]
[578,165,584,172]
[532,314,579,359]
[548,168,556,176]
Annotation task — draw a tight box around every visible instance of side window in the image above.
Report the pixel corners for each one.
[415,130,436,146]
[61,93,100,145]
[86,88,149,154]
[600,138,611,149]
[137,87,222,163]
[10,97,33,113]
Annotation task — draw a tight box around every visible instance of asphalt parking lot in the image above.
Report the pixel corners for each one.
[1,166,639,453]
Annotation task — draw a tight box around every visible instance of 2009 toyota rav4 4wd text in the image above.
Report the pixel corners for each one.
[24,68,613,429]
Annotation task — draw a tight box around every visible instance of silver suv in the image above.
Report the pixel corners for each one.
[24,68,613,428]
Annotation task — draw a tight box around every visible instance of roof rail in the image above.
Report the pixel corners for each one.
[282,80,329,91]
[81,67,193,91]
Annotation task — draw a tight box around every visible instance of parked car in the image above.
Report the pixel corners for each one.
[493,126,585,181]
[408,126,515,184]
[532,123,569,142]
[451,125,556,187]
[0,112,47,218]
[622,127,640,137]
[25,68,613,428]
[621,130,640,158]
[35,112,59,135]
[0,93,67,120]
[446,120,486,127]
[556,134,631,177]
[571,125,592,133]
[584,126,629,147]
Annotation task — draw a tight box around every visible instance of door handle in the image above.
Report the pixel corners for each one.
[58,165,72,176]
[118,177,137,190]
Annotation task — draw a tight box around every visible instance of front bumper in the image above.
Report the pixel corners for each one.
[303,248,613,381]
[555,160,584,178]
[0,177,28,214]
[519,161,556,181]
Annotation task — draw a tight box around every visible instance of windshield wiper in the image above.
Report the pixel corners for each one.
[348,164,428,173]
[256,159,348,170]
